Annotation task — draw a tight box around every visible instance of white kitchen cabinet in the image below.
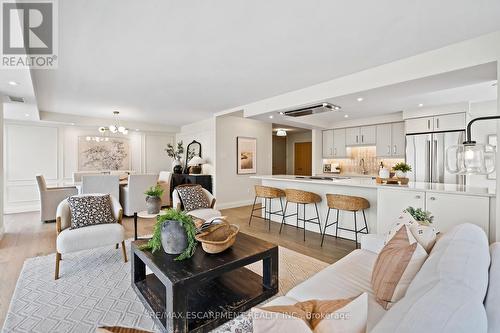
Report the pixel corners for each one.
[360,126,376,145]
[433,113,465,132]
[376,124,392,157]
[391,122,406,157]
[322,130,334,158]
[425,192,489,235]
[377,189,425,234]
[405,117,434,134]
[345,127,359,146]
[376,122,405,157]
[333,128,346,157]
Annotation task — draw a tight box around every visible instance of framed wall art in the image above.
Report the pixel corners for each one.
[237,137,257,174]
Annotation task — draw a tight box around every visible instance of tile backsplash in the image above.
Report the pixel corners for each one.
[323,146,404,175]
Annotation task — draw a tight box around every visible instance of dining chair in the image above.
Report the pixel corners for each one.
[81,175,120,199]
[120,174,159,216]
[158,171,172,207]
[36,174,78,222]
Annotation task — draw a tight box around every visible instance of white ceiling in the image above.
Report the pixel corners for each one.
[252,62,498,128]
[10,0,500,126]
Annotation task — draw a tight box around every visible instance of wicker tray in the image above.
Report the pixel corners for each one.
[195,217,239,254]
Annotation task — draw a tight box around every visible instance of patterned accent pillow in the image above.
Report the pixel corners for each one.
[176,185,211,212]
[68,194,116,229]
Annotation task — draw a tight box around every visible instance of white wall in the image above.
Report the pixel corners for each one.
[175,117,215,176]
[286,131,312,174]
[215,115,272,208]
[0,102,3,239]
[4,121,175,213]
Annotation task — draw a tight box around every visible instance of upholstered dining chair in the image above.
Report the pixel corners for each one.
[120,174,159,216]
[36,174,78,222]
[81,175,120,199]
[55,194,126,280]
[157,171,172,207]
[172,185,221,221]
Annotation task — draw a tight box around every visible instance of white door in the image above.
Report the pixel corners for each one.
[360,126,376,145]
[391,122,406,157]
[333,128,346,157]
[425,192,489,235]
[405,117,434,134]
[345,127,360,146]
[433,113,466,132]
[322,130,334,158]
[377,189,425,234]
[376,124,392,157]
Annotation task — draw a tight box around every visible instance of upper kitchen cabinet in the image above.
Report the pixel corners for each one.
[376,122,405,157]
[322,129,334,158]
[433,113,465,132]
[345,126,376,146]
[333,128,347,157]
[405,113,465,134]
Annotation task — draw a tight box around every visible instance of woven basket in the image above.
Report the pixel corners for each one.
[195,217,239,254]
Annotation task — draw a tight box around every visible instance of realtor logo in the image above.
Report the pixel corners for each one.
[1,0,58,68]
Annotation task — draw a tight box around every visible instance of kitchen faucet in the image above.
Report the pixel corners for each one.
[359,158,368,175]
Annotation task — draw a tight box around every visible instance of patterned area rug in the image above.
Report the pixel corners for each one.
[2,241,328,333]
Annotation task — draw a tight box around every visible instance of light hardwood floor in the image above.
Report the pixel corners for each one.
[0,205,355,327]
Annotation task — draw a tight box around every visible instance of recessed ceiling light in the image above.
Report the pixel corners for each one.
[269,115,273,119]
[24,113,29,117]
[344,114,349,118]
[8,81,19,86]
[357,97,364,102]
[70,123,75,126]
[135,129,140,131]
[279,112,284,115]
[418,103,424,107]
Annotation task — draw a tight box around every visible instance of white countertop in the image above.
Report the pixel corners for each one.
[251,175,496,197]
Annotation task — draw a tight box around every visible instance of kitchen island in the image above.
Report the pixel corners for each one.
[251,175,495,242]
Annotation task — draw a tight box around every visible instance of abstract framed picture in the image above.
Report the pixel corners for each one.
[237,137,257,174]
[78,136,130,171]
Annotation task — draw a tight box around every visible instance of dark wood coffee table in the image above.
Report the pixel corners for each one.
[131,233,278,333]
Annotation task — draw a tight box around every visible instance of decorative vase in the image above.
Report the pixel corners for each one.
[160,220,188,254]
[172,159,182,174]
[145,196,162,214]
[395,170,407,178]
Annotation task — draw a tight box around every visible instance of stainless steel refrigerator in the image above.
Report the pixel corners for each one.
[406,131,466,184]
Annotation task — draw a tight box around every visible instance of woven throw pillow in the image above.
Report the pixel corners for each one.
[373,223,428,309]
[68,194,116,229]
[176,185,210,211]
[387,210,437,253]
[252,293,368,333]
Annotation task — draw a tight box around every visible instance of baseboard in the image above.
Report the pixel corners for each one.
[216,199,255,210]
[4,205,40,214]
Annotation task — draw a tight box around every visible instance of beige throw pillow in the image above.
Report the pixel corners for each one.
[373,224,428,309]
[252,293,368,333]
[387,211,437,253]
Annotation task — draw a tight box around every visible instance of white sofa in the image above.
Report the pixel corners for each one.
[261,223,498,333]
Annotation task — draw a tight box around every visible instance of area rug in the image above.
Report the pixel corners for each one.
[2,241,328,333]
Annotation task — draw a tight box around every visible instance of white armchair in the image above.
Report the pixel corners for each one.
[36,174,78,222]
[81,175,120,199]
[55,194,126,279]
[172,187,221,221]
[120,174,159,216]
[158,171,172,207]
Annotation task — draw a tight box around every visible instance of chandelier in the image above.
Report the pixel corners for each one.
[98,111,129,135]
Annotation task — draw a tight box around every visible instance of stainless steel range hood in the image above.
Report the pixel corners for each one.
[281,102,341,117]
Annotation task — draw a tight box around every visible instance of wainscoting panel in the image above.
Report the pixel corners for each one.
[145,134,174,173]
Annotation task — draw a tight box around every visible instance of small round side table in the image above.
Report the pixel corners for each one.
[134,210,166,240]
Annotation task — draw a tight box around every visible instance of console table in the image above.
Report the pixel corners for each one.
[170,174,212,194]
[131,233,278,332]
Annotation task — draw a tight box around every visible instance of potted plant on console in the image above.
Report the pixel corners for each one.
[165,141,184,174]
[144,185,164,214]
[140,209,197,261]
[393,162,412,184]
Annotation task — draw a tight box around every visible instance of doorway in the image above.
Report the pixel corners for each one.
[294,142,312,176]
[272,136,287,174]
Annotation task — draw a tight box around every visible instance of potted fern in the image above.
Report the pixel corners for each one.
[144,185,164,214]
[393,162,412,178]
[405,206,434,226]
[140,209,197,261]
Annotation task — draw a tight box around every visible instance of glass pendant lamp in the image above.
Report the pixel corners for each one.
[446,116,499,175]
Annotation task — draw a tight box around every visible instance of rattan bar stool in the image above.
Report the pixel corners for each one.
[248,185,286,230]
[279,189,322,241]
[321,194,369,248]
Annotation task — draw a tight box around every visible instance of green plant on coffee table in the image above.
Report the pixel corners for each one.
[144,185,164,198]
[139,209,197,261]
[405,206,434,225]
[393,162,412,173]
